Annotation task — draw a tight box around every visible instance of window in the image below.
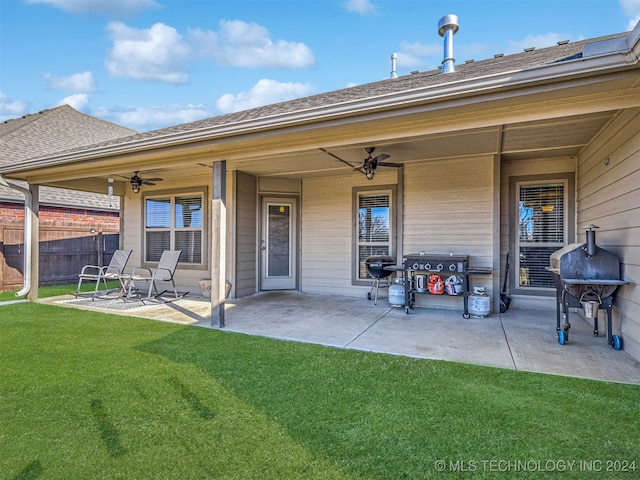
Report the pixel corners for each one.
[145,193,204,264]
[355,190,393,281]
[516,181,567,289]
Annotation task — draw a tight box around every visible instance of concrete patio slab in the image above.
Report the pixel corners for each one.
[43,290,640,385]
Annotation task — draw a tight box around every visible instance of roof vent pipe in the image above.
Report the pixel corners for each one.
[438,14,459,73]
[390,53,398,79]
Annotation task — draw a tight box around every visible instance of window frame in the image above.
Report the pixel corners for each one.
[509,173,575,295]
[352,185,396,285]
[142,188,207,270]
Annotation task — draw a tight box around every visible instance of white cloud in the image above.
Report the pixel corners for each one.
[56,93,91,111]
[190,20,315,68]
[216,79,315,114]
[105,22,191,83]
[344,0,377,15]
[0,92,29,121]
[92,103,212,131]
[44,71,96,93]
[104,19,314,85]
[25,0,160,17]
[397,42,441,69]
[620,0,640,29]
[620,0,640,16]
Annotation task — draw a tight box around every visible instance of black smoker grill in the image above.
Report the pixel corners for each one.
[365,254,398,305]
[548,225,629,350]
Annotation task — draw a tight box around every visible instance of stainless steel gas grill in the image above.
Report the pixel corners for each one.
[548,225,629,350]
[402,254,491,317]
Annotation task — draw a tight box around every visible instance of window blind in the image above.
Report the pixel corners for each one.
[518,183,565,288]
[144,194,204,264]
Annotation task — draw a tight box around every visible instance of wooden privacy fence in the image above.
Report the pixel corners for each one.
[0,226,119,291]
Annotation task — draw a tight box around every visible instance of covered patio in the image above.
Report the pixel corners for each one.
[43,290,640,385]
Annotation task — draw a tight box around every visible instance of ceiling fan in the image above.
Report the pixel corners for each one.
[129,171,163,193]
[321,146,401,180]
[358,147,401,179]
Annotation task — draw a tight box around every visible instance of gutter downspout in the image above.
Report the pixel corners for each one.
[0,175,33,297]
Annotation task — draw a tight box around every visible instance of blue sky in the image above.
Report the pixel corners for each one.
[1,0,639,132]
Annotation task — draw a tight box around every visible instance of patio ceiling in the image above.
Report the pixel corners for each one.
[37,109,617,193]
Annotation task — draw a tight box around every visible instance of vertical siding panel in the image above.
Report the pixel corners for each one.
[235,172,257,297]
[301,175,358,295]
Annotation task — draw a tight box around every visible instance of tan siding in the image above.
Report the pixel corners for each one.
[404,156,496,309]
[258,178,301,194]
[301,174,355,296]
[235,172,257,297]
[577,108,640,359]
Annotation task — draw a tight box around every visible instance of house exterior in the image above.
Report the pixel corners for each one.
[0,105,135,290]
[1,21,638,360]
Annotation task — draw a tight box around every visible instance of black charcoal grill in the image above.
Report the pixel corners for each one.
[365,254,397,304]
[548,225,629,349]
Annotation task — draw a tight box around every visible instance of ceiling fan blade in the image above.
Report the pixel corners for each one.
[373,153,390,163]
[378,162,403,168]
[143,177,163,182]
[141,180,156,186]
[319,147,357,169]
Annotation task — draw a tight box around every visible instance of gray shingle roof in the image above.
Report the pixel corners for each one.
[0,105,135,209]
[1,30,633,169]
[46,31,626,155]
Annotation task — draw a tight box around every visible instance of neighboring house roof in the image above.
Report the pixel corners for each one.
[0,105,135,209]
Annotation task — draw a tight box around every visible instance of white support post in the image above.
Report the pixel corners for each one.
[211,161,226,327]
[27,184,40,302]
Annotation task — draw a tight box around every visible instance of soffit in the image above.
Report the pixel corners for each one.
[33,109,617,192]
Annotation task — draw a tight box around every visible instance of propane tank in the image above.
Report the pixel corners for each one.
[469,286,491,317]
[388,278,405,307]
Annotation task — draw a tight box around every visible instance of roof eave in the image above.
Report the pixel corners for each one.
[2,38,639,178]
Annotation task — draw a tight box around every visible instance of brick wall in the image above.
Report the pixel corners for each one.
[0,203,119,229]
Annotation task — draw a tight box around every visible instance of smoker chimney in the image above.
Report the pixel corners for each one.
[390,53,398,79]
[438,14,459,73]
[585,224,599,257]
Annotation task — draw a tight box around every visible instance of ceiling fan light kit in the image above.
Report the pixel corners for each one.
[129,171,163,193]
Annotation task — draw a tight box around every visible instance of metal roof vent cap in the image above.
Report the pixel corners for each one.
[438,14,459,73]
[390,53,398,79]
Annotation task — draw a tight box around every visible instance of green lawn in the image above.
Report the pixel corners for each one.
[0,297,638,479]
[0,282,119,302]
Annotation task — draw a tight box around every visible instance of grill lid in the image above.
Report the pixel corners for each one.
[551,244,621,281]
[549,226,622,282]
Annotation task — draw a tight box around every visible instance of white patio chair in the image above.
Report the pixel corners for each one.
[76,249,132,298]
[125,249,183,302]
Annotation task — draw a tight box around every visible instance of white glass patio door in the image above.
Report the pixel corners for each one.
[260,197,297,290]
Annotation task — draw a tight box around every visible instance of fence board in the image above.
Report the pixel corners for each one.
[1,229,119,290]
